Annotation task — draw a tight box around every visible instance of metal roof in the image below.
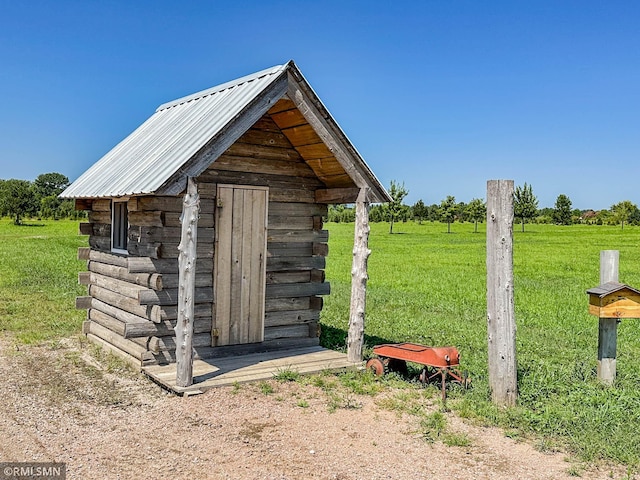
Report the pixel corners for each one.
[61,65,287,198]
[61,61,391,202]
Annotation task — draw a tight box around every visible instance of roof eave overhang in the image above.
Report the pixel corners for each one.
[285,63,391,203]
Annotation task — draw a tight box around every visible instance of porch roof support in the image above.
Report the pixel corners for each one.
[175,177,201,387]
[347,187,371,362]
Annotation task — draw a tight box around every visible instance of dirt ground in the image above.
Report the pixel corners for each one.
[0,335,629,480]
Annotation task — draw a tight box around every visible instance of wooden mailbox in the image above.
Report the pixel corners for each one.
[587,277,640,385]
[587,282,640,319]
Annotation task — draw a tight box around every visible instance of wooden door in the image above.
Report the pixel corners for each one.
[213,185,268,346]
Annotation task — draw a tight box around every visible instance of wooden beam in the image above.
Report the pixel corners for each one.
[75,199,92,211]
[486,180,517,407]
[265,282,330,298]
[347,188,371,363]
[77,247,91,260]
[86,320,150,361]
[286,75,390,203]
[79,222,93,235]
[312,243,329,257]
[78,271,91,285]
[287,80,368,185]
[90,284,153,319]
[138,287,213,306]
[90,249,129,268]
[266,256,325,272]
[315,188,360,204]
[128,257,213,274]
[175,177,200,388]
[150,303,212,323]
[88,261,162,290]
[75,296,92,309]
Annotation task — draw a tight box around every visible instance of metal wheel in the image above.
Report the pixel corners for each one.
[365,357,385,376]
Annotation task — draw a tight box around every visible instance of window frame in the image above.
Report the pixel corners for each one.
[111,199,129,255]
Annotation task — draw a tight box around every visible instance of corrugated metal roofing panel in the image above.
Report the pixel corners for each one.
[61,64,287,198]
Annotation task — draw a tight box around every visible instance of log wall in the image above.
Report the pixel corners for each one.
[77,111,330,366]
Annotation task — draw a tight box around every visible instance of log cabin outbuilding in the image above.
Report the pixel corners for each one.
[61,61,390,391]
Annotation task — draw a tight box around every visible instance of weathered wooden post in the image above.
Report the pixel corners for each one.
[598,250,618,384]
[347,187,371,363]
[175,177,200,387]
[486,180,517,407]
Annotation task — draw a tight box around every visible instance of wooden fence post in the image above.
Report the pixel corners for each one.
[175,177,200,388]
[347,188,371,363]
[486,180,517,407]
[598,250,619,385]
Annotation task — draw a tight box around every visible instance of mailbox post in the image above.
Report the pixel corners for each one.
[587,251,640,385]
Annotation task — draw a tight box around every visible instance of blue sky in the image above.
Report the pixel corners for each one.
[1,1,638,210]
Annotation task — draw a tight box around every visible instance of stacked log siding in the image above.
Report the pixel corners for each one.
[79,110,330,366]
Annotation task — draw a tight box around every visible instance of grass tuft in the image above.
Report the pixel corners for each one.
[273,367,301,382]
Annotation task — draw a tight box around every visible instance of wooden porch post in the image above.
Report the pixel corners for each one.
[486,180,518,407]
[175,177,200,387]
[347,188,371,363]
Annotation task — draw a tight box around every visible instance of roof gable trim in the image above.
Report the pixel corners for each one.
[285,66,391,203]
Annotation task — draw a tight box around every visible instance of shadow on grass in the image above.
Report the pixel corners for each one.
[320,324,423,379]
[320,324,396,353]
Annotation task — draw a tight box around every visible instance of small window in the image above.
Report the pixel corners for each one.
[112,201,128,254]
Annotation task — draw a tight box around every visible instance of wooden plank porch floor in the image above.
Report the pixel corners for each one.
[143,346,361,395]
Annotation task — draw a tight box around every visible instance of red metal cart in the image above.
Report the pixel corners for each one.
[366,343,469,402]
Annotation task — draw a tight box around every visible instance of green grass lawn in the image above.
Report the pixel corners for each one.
[0,219,87,343]
[1,217,639,468]
[322,221,640,467]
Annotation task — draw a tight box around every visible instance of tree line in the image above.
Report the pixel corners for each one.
[327,181,640,231]
[4,173,637,230]
[0,173,83,224]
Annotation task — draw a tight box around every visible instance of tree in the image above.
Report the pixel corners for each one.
[466,198,486,233]
[456,201,468,222]
[611,200,638,230]
[426,204,439,222]
[629,205,640,225]
[0,179,36,225]
[32,172,70,219]
[385,180,408,234]
[327,204,355,223]
[513,183,538,232]
[438,195,457,233]
[412,199,427,224]
[553,194,573,225]
[33,172,69,199]
[368,204,385,222]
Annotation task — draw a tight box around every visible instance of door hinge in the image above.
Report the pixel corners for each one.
[216,197,223,208]
[211,328,220,338]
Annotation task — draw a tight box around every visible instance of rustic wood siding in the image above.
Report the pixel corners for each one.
[80,111,329,365]
[203,113,328,347]
[81,195,216,365]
